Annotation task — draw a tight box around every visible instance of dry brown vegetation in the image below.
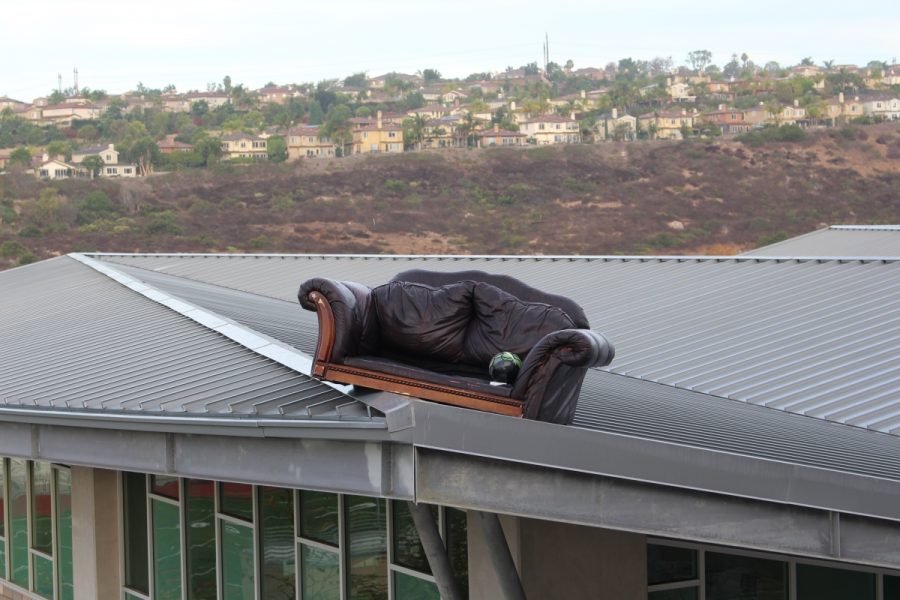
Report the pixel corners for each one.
[1,123,899,269]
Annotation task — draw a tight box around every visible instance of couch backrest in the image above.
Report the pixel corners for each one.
[371,279,576,366]
[392,269,589,328]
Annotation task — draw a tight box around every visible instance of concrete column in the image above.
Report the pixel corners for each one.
[71,467,121,600]
[520,518,647,600]
[467,511,522,600]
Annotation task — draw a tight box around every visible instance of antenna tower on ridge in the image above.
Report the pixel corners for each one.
[74,67,79,95]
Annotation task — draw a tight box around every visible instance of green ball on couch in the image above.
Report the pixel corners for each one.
[489,351,522,384]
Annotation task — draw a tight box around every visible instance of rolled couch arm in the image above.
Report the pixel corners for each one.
[298,277,376,365]
[512,329,615,424]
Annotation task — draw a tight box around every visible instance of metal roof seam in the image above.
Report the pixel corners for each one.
[68,252,352,396]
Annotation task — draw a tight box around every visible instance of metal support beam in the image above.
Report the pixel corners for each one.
[416,449,900,569]
[407,502,462,600]
[474,511,527,600]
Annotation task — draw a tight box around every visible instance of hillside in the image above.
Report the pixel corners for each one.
[1,123,899,268]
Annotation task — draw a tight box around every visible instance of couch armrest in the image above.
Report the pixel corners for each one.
[512,329,614,424]
[299,277,375,366]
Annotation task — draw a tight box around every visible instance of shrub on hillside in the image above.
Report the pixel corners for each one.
[74,191,118,225]
[737,125,807,147]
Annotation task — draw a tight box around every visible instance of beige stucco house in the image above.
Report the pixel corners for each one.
[519,115,581,144]
[286,126,338,159]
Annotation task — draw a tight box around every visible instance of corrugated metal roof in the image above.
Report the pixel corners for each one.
[96,253,900,435]
[745,225,900,257]
[0,257,377,421]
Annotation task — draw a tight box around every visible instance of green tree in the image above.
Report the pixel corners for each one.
[46,140,71,160]
[307,99,324,125]
[422,68,442,83]
[191,100,209,119]
[127,137,159,175]
[194,135,222,166]
[81,155,104,178]
[223,75,233,93]
[321,104,353,156]
[48,90,66,104]
[8,147,31,167]
[267,136,288,162]
[687,50,713,72]
[343,72,368,88]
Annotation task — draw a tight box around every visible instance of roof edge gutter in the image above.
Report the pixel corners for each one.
[0,406,398,442]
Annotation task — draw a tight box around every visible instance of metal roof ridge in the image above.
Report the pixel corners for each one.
[68,253,352,395]
[830,224,900,231]
[85,252,900,265]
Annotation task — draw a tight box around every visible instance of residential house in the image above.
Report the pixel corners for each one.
[369,72,419,89]
[0,96,26,112]
[638,110,694,139]
[35,157,84,180]
[257,86,299,104]
[286,125,338,159]
[596,108,637,141]
[441,90,468,104]
[38,102,102,125]
[742,105,772,127]
[549,90,590,111]
[407,104,451,120]
[775,101,806,125]
[884,65,900,86]
[572,67,606,80]
[519,114,581,144]
[422,116,463,149]
[349,112,404,129]
[221,133,268,160]
[699,107,752,135]
[667,79,695,102]
[791,65,823,78]
[157,135,195,154]
[71,143,138,177]
[475,124,526,147]
[862,95,900,120]
[185,91,230,110]
[351,112,403,154]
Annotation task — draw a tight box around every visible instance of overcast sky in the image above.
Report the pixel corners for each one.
[1,0,897,101]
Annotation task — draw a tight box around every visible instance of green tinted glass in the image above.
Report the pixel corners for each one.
[648,544,698,585]
[259,487,295,600]
[393,571,440,600]
[152,499,182,600]
[300,543,340,600]
[31,461,52,555]
[9,458,29,586]
[220,520,255,600]
[185,479,216,600]
[219,482,253,522]
[299,491,339,546]
[391,501,430,574]
[33,553,54,599]
[123,472,149,593]
[346,495,387,600]
[886,575,900,600]
[797,564,875,600]
[0,459,5,538]
[151,475,180,500]
[706,551,787,600]
[0,539,5,579]
[56,469,74,600]
[445,507,469,598]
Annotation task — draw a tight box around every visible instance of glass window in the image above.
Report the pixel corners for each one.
[346,495,387,600]
[259,487,295,600]
[56,469,73,600]
[649,589,699,600]
[185,479,216,600]
[445,507,469,598]
[299,491,339,546]
[219,482,253,522]
[796,564,875,600]
[220,520,254,600]
[9,458,29,587]
[152,499,183,600]
[31,461,53,555]
[706,552,787,600]
[33,553,54,599]
[648,544,698,585]
[885,575,900,600]
[391,501,430,574]
[123,472,149,593]
[393,570,439,600]
[151,475,180,500]
[300,543,340,600]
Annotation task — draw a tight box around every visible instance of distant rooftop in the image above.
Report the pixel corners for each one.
[745,225,900,258]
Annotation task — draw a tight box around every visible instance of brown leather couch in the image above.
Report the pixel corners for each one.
[298,269,614,424]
